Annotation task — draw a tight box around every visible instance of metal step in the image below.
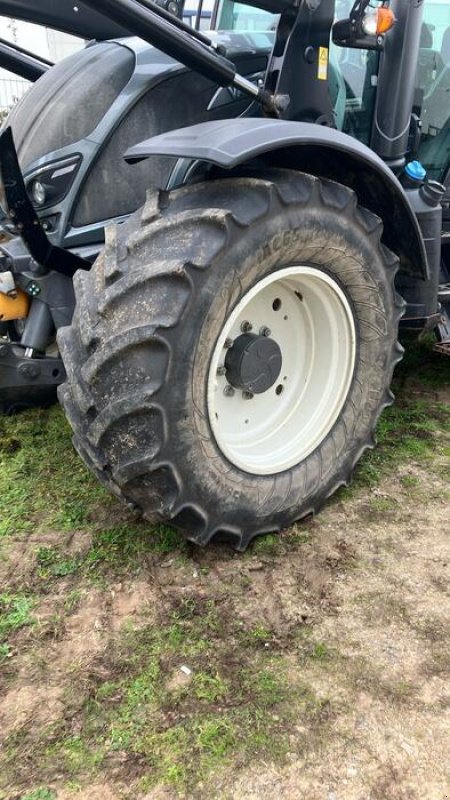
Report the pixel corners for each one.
[438,284,450,302]
[433,341,450,355]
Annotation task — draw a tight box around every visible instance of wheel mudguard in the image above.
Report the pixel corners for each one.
[125,118,428,280]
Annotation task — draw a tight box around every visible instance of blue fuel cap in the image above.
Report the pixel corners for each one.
[405,160,426,182]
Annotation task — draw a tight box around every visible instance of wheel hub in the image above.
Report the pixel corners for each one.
[224,332,282,394]
[207,266,356,475]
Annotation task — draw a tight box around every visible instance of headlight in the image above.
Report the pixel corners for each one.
[31,180,46,207]
[26,155,81,210]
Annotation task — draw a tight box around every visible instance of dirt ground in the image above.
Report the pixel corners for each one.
[0,380,448,800]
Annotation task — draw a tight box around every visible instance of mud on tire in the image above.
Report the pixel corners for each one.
[58,169,404,549]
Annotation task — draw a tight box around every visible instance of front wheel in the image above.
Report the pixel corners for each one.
[58,169,404,549]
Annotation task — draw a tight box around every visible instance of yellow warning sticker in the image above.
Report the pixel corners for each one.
[318,46,328,81]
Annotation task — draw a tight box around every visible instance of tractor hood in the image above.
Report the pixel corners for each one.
[6,40,146,169]
[1,32,272,250]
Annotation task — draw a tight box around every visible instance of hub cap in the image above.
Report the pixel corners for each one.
[225,332,282,394]
[207,266,356,475]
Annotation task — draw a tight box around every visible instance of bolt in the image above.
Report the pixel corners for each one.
[223,385,235,397]
[240,320,252,332]
[242,390,254,400]
[260,326,271,337]
[224,338,233,349]
[217,365,227,376]
[19,362,39,379]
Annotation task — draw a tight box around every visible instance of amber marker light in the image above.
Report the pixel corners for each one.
[362,6,395,36]
[376,6,395,33]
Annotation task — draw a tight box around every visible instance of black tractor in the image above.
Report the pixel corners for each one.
[0,0,275,409]
[0,0,449,549]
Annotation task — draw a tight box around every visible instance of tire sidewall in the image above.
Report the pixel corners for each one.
[168,195,396,528]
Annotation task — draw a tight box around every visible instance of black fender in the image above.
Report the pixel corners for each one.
[125,118,428,279]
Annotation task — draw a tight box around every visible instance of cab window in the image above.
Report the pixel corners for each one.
[215,0,379,141]
[415,1,450,181]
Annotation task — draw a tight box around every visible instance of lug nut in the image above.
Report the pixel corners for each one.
[242,390,254,400]
[240,320,253,332]
[223,385,235,397]
[260,326,271,337]
[224,338,233,349]
[217,365,226,376]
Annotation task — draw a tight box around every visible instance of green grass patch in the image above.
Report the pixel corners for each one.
[0,406,188,582]
[45,736,103,778]
[341,396,450,494]
[20,790,56,800]
[0,406,105,538]
[5,603,331,795]
[399,474,420,489]
[396,333,450,388]
[332,336,450,497]
[63,590,83,614]
[0,593,35,642]
[82,524,185,573]
[249,529,312,558]
[310,642,332,661]
[36,547,80,579]
[0,642,11,661]
[96,645,295,790]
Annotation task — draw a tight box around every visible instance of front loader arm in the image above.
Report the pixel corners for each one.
[0,128,90,278]
[0,38,52,82]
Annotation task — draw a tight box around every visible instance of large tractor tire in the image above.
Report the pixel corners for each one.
[58,169,404,549]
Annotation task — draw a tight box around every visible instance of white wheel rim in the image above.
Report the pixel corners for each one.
[207,266,356,475]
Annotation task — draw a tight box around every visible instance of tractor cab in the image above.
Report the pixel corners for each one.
[215,0,450,187]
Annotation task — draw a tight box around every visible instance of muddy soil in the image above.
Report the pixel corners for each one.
[0,385,448,800]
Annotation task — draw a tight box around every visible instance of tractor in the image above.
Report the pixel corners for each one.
[0,0,449,549]
[0,0,275,409]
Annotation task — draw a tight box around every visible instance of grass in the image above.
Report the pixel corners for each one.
[1,596,334,794]
[0,593,35,643]
[20,790,56,800]
[0,337,448,567]
[0,642,11,661]
[0,405,188,590]
[0,337,448,797]
[335,336,450,497]
[396,332,450,388]
[0,406,104,538]
[350,398,449,489]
